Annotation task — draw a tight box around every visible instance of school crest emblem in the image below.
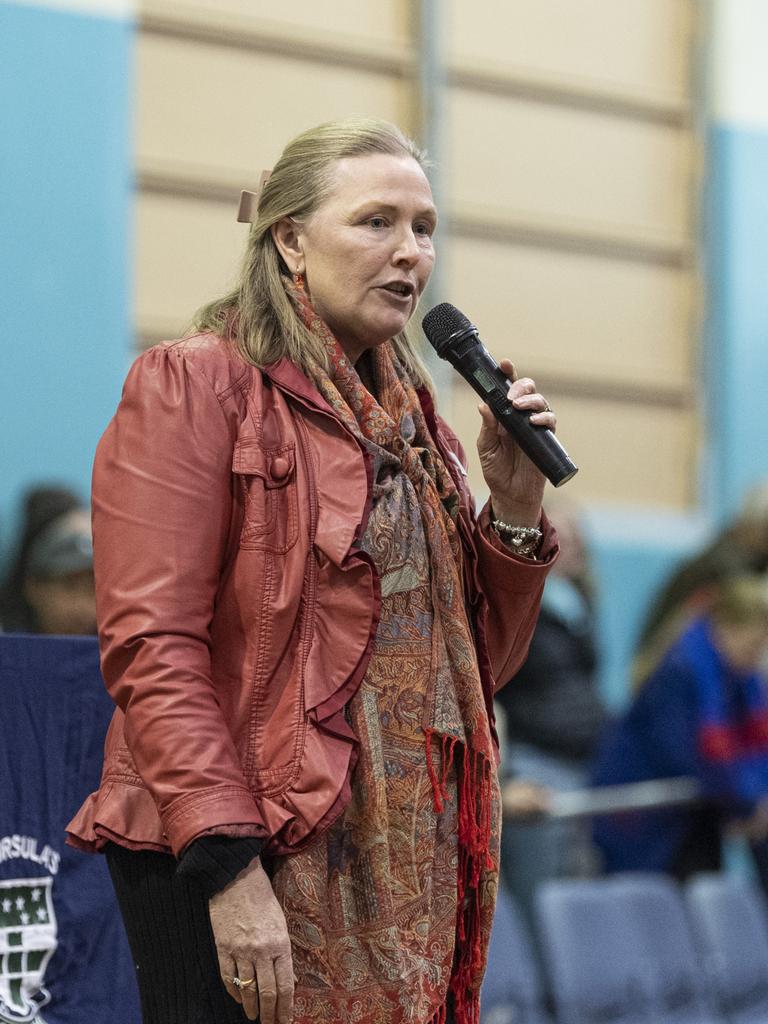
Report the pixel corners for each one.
[0,878,56,1023]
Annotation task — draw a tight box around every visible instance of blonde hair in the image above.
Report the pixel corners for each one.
[191,117,434,386]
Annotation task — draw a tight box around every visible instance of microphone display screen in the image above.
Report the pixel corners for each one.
[472,366,499,393]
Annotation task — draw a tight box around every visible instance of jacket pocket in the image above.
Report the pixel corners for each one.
[233,439,298,552]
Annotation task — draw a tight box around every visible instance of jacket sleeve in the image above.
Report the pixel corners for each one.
[436,416,558,693]
[92,345,266,856]
[474,501,559,691]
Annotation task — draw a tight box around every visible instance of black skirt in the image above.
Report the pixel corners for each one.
[106,843,252,1024]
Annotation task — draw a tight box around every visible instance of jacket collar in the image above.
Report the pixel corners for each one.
[262,358,334,416]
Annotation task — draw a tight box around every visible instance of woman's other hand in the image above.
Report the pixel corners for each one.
[209,856,294,1023]
[477,358,556,527]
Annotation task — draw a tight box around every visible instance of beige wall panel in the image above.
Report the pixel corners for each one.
[447,0,691,103]
[136,34,406,180]
[444,237,692,388]
[447,90,692,245]
[140,0,411,47]
[449,385,696,510]
[135,194,245,336]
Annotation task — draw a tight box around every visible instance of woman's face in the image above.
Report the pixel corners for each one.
[295,153,437,363]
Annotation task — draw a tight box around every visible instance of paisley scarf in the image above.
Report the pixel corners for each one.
[268,286,499,1024]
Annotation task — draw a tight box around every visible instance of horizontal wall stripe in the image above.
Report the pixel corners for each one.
[521,373,694,411]
[450,63,690,128]
[137,165,243,204]
[451,210,692,269]
[5,0,133,17]
[140,4,413,77]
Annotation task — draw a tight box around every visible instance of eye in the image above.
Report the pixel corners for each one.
[367,216,388,229]
[414,221,435,237]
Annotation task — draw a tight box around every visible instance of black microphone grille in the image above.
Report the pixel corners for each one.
[421,302,474,350]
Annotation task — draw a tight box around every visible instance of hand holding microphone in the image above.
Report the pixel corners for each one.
[421,303,578,491]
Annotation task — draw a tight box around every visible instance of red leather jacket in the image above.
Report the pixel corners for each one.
[67,335,557,858]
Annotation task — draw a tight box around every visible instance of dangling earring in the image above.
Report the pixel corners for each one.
[293,268,305,290]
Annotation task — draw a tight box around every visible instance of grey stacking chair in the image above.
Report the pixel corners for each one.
[535,878,655,1024]
[685,873,768,1024]
[609,873,721,1024]
[481,884,552,1024]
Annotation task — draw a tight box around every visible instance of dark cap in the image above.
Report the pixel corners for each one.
[26,510,93,579]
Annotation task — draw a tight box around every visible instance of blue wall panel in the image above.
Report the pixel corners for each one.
[591,537,696,710]
[706,123,768,521]
[0,2,133,563]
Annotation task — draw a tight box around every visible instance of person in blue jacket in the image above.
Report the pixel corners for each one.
[592,575,768,882]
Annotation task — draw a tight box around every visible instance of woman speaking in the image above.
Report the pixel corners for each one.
[68,118,558,1024]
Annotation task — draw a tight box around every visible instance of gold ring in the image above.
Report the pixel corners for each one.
[229,976,256,989]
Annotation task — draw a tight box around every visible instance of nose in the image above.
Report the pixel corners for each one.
[392,226,421,266]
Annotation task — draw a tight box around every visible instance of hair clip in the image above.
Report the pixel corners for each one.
[236,169,271,223]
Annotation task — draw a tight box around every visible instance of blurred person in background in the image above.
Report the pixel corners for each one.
[633,481,768,685]
[22,508,96,635]
[593,575,768,887]
[0,484,95,634]
[495,496,605,936]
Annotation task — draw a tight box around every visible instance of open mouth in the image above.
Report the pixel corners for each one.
[381,282,415,299]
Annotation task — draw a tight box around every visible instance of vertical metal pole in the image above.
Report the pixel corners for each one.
[415,0,453,409]
[692,0,718,522]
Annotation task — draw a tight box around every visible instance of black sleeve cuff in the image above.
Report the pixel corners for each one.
[175,835,265,898]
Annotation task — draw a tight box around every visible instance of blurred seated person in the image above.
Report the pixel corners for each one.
[634,481,768,684]
[0,485,85,632]
[495,497,604,930]
[2,505,96,636]
[593,575,768,885]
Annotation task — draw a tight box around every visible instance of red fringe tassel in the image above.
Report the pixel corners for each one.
[424,727,495,1024]
[428,1001,447,1024]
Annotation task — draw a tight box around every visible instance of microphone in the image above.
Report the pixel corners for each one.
[422,302,578,487]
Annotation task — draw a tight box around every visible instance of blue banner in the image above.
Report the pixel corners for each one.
[0,634,139,1023]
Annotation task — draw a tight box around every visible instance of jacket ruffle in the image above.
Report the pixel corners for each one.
[67,519,380,860]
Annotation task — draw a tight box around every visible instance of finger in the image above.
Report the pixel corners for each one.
[511,390,548,410]
[255,957,278,1024]
[219,955,243,1005]
[477,403,504,453]
[274,952,295,1024]
[235,962,259,1022]
[530,411,557,432]
[506,377,536,401]
[478,401,496,428]
[498,358,517,382]
[508,390,556,432]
